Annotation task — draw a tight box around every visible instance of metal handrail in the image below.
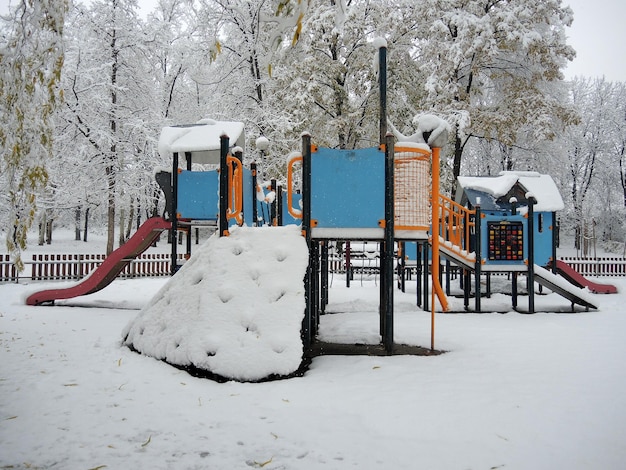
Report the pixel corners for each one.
[438,193,476,259]
[286,153,303,219]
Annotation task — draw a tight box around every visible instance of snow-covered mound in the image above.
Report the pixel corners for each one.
[122,225,309,382]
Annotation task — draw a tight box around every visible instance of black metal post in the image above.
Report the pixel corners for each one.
[301,133,313,349]
[474,204,482,312]
[171,152,179,275]
[416,243,422,307]
[527,196,537,313]
[219,134,229,237]
[251,162,258,226]
[185,152,192,257]
[311,241,320,336]
[382,133,395,353]
[345,241,352,288]
[445,259,451,296]
[321,241,329,314]
[463,269,470,311]
[277,184,283,226]
[398,242,406,292]
[423,242,429,311]
[270,178,277,225]
[379,44,387,146]
[551,211,558,273]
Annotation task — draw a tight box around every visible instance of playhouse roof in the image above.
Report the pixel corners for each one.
[456,171,564,212]
[158,119,245,165]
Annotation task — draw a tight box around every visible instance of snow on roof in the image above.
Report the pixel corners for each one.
[457,171,564,211]
[372,37,387,49]
[158,119,245,164]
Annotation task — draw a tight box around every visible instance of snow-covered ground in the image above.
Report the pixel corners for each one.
[1,228,626,469]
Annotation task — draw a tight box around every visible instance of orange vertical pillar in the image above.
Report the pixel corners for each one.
[430,147,449,350]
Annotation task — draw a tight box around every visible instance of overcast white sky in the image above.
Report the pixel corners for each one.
[564,0,626,81]
[1,0,625,82]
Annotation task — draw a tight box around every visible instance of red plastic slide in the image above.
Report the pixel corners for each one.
[554,260,618,294]
[26,217,171,306]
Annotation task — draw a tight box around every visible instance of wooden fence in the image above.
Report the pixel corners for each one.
[558,256,626,277]
[332,254,626,278]
[0,253,182,283]
[2,253,626,283]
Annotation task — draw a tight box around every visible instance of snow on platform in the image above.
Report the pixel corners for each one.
[122,225,309,382]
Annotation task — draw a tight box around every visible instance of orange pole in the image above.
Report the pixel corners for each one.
[226,156,243,224]
[430,147,449,351]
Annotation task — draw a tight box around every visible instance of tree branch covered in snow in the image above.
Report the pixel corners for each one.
[0,0,68,270]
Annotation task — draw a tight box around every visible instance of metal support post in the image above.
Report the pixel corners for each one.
[301,133,313,349]
[171,152,179,275]
[382,133,395,353]
[320,241,329,314]
[527,196,537,313]
[219,134,230,237]
[474,205,482,312]
[251,162,258,226]
[185,152,192,257]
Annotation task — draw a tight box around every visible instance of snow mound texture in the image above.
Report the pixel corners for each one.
[122,225,309,382]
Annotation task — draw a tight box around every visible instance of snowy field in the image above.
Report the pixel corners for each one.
[1,229,626,469]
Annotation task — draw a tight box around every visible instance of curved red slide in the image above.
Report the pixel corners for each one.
[26,217,171,306]
[554,260,618,294]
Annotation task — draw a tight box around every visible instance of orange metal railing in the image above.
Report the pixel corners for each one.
[437,193,475,262]
[287,153,303,220]
[227,155,243,225]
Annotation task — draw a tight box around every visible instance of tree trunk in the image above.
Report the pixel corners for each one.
[75,208,81,241]
[38,212,46,246]
[451,131,468,193]
[45,218,53,244]
[83,207,90,242]
[106,168,116,255]
[136,197,142,230]
[126,199,135,240]
[119,206,126,247]
[106,12,118,256]
[151,187,160,218]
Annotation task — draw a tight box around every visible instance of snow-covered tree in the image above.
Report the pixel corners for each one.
[59,0,157,254]
[555,77,617,247]
[613,82,626,212]
[144,0,203,122]
[184,0,302,180]
[412,0,577,183]
[273,0,382,150]
[0,0,68,269]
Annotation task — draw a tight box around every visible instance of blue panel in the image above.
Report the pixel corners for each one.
[241,168,254,226]
[533,212,553,267]
[403,241,418,260]
[311,147,385,228]
[282,192,302,226]
[177,170,219,220]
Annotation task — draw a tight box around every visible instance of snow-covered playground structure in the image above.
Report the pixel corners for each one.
[25,40,617,383]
